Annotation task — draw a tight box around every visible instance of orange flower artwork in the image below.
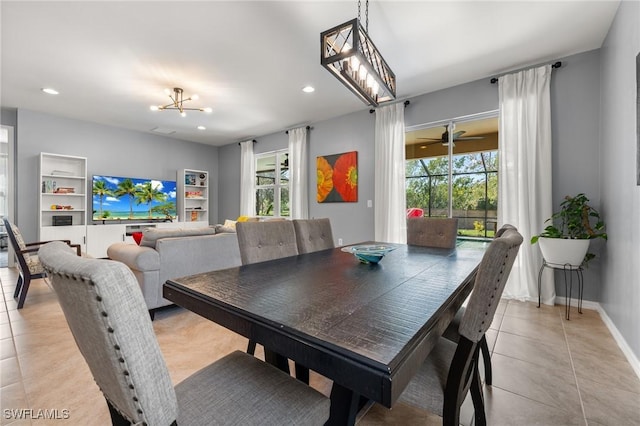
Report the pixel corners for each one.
[316,151,358,203]
[316,156,333,202]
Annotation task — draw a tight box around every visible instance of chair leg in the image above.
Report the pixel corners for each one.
[247,340,257,356]
[106,399,130,426]
[480,335,492,385]
[13,274,23,299]
[15,276,31,309]
[470,361,487,426]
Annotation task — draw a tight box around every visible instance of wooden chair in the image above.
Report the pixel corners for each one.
[3,218,80,309]
[407,217,459,249]
[441,223,518,385]
[38,241,330,426]
[398,226,523,426]
[293,218,335,254]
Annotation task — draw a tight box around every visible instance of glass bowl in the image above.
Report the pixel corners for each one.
[341,244,397,264]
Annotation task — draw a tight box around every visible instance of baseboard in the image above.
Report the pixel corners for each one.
[595,303,640,380]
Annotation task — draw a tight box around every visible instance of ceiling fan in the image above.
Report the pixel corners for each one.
[418,125,485,146]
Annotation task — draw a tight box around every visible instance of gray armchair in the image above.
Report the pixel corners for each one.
[38,241,330,426]
[398,226,523,426]
[293,218,335,253]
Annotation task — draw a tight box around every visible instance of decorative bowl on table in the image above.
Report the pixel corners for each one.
[341,244,397,264]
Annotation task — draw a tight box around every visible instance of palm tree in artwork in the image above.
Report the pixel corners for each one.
[135,182,167,219]
[114,178,138,219]
[92,179,114,219]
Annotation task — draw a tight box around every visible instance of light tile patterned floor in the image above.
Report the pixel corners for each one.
[1,266,639,425]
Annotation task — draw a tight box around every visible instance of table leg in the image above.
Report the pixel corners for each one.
[327,383,367,426]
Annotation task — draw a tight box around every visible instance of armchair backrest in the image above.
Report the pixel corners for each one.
[38,241,178,425]
[236,220,299,265]
[293,218,335,254]
[407,217,459,249]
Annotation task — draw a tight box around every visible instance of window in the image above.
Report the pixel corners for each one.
[255,150,289,217]
[405,115,498,239]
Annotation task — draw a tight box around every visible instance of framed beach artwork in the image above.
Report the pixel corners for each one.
[317,151,358,203]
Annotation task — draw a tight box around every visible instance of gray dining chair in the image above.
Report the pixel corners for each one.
[235,220,303,373]
[293,218,335,254]
[441,223,518,386]
[407,217,459,249]
[397,226,523,426]
[38,241,330,426]
[236,220,299,265]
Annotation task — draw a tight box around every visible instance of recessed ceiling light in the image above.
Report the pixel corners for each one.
[197,126,206,130]
[41,88,59,95]
[302,86,315,93]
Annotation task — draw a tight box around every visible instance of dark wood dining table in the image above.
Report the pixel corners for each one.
[164,241,486,425]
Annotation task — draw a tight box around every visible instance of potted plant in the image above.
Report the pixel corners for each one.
[531,193,607,267]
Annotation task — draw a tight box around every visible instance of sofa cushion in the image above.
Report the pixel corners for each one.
[140,227,216,249]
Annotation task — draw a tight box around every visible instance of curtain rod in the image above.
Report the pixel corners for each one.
[237,139,257,146]
[285,125,311,134]
[490,61,562,84]
[369,99,410,114]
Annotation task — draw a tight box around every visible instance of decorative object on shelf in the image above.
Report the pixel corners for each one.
[185,174,196,185]
[185,191,203,199]
[531,193,607,267]
[317,151,358,203]
[320,0,395,106]
[341,244,396,264]
[50,204,74,210]
[149,87,212,117]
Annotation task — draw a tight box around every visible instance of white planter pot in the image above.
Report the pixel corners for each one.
[538,237,590,267]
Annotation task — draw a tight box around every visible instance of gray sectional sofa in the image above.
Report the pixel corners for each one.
[107,227,241,316]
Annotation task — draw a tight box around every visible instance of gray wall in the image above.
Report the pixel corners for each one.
[13,109,219,242]
[598,1,640,361]
[218,49,604,301]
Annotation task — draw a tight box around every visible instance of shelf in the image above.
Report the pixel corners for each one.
[41,193,85,197]
[42,174,85,180]
[185,209,208,212]
[42,209,85,213]
[179,169,209,224]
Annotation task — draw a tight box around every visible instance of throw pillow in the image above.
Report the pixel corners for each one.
[223,219,237,230]
[131,232,143,245]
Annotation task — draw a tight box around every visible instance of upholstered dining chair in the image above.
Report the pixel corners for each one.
[3,218,80,309]
[235,220,300,360]
[397,226,523,426]
[441,223,518,386]
[407,217,459,249]
[292,218,335,254]
[38,241,330,426]
[236,220,299,265]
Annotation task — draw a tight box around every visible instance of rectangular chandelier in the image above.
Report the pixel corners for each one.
[321,18,396,107]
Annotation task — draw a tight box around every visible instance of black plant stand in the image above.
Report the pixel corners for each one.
[538,259,584,320]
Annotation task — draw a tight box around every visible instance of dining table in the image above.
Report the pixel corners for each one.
[163,240,487,425]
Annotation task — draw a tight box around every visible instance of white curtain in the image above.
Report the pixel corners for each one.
[239,140,255,217]
[374,103,406,243]
[498,64,554,304]
[288,127,309,219]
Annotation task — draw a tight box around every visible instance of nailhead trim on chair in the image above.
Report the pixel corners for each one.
[43,268,148,425]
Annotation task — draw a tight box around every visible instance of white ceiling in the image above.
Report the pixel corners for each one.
[0,1,620,147]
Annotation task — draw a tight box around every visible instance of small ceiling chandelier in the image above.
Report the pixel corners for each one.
[321,0,396,107]
[150,87,212,117]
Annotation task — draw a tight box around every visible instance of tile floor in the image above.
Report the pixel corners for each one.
[1,266,639,425]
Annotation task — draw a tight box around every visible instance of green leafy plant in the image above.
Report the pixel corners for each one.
[531,193,607,264]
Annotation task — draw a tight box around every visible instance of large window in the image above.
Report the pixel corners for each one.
[406,115,498,239]
[255,150,289,217]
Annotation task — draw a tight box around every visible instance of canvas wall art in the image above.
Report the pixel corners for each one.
[317,151,358,203]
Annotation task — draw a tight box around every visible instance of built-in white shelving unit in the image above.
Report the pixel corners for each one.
[178,169,209,223]
[39,152,87,250]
